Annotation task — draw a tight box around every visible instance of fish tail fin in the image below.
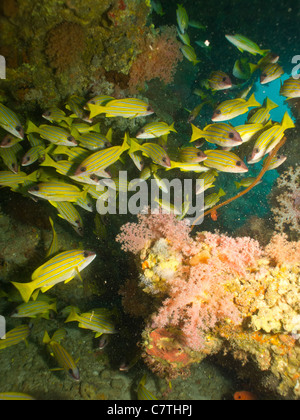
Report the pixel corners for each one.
[190,123,204,142]
[26,120,39,135]
[106,128,113,143]
[169,122,177,133]
[234,181,241,189]
[247,93,261,108]
[129,137,141,154]
[265,97,278,111]
[43,330,51,344]
[64,306,80,323]
[39,152,58,169]
[261,49,271,56]
[281,111,295,130]
[26,170,39,183]
[49,301,57,313]
[249,63,258,74]
[88,104,107,119]
[11,281,36,303]
[122,132,131,151]
[218,188,226,197]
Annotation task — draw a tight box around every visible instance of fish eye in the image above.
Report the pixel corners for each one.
[25,156,30,162]
[229,132,234,139]
[162,157,167,163]
[16,126,22,133]
[222,77,227,82]
[147,106,152,112]
[90,174,96,180]
[80,166,86,172]
[215,109,221,114]
[44,111,51,117]
[236,161,242,166]
[105,142,110,148]
[90,100,95,105]
[83,251,89,258]
[254,148,259,154]
[33,185,39,191]
[197,152,202,157]
[262,73,267,78]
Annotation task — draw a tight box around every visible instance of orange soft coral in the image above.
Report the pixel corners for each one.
[128,26,183,93]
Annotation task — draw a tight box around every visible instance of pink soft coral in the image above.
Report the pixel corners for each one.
[116,211,193,255]
[151,232,262,350]
[128,26,183,93]
[265,233,300,265]
[117,213,263,351]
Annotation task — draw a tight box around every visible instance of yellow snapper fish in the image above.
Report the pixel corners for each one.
[190,122,243,147]
[167,160,209,172]
[0,134,23,148]
[0,103,24,139]
[11,299,57,319]
[137,374,158,400]
[225,34,270,56]
[176,4,189,34]
[0,170,38,187]
[49,201,84,236]
[179,147,207,163]
[65,306,116,337]
[22,145,45,166]
[260,63,284,84]
[280,77,300,99]
[257,52,280,67]
[27,121,78,147]
[208,71,232,91]
[129,138,171,168]
[177,29,191,46]
[66,94,92,122]
[40,153,111,183]
[42,107,72,126]
[234,177,262,189]
[264,154,286,171]
[0,142,22,173]
[204,150,248,173]
[248,97,278,124]
[0,392,35,400]
[43,331,80,381]
[136,121,177,139]
[195,169,218,195]
[28,181,87,202]
[212,93,261,122]
[77,129,112,151]
[248,112,295,163]
[0,325,30,350]
[204,188,226,210]
[180,44,200,65]
[85,95,115,108]
[74,133,129,176]
[88,98,154,119]
[235,123,264,143]
[11,250,96,303]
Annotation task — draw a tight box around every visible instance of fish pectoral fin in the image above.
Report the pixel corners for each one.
[75,267,83,282]
[64,275,75,284]
[95,332,103,338]
[41,284,54,293]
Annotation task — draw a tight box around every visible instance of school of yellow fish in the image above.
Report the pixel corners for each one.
[0,3,299,399]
